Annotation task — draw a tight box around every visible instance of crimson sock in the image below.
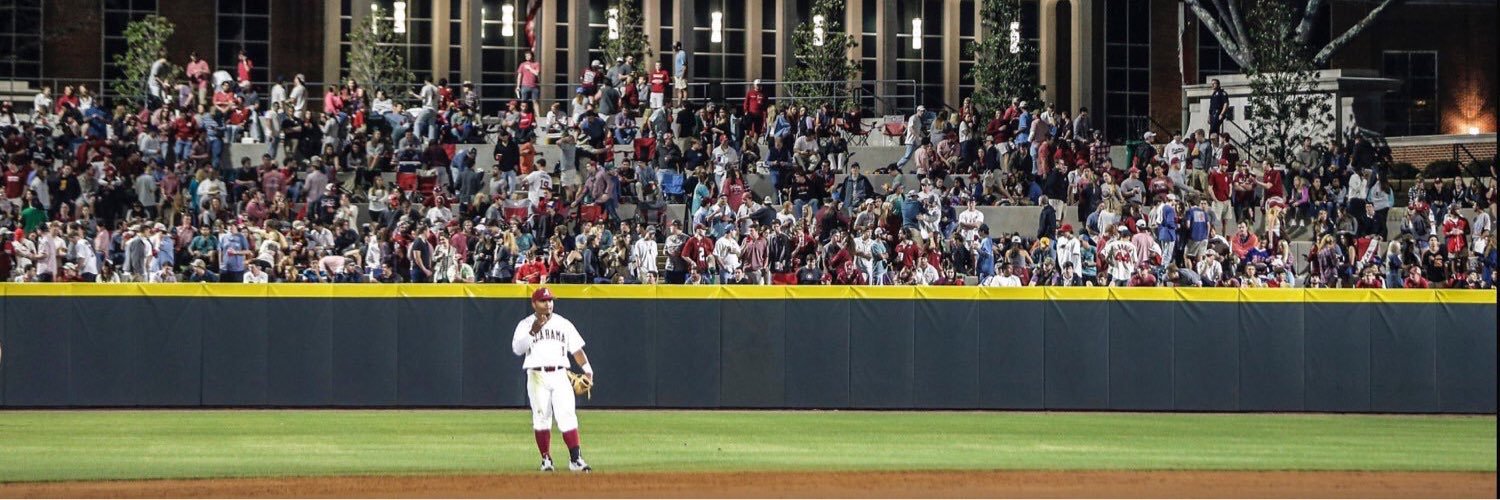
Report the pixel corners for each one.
[534,430,551,459]
[563,429,581,461]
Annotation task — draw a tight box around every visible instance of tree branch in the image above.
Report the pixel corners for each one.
[1185,0,1253,70]
[1218,0,1253,58]
[1312,0,1403,66]
[1293,0,1324,45]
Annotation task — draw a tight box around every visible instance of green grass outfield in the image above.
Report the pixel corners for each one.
[0,410,1492,482]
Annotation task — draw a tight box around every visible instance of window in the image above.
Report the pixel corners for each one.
[894,0,949,109]
[449,0,463,85]
[217,0,270,85]
[481,0,532,114]
[1196,23,1239,82]
[0,0,43,84]
[1104,0,1149,143]
[342,0,433,87]
[103,0,158,96]
[1382,51,1438,136]
[690,0,746,100]
[956,0,976,105]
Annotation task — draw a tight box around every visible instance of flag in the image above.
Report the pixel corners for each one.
[524,0,543,49]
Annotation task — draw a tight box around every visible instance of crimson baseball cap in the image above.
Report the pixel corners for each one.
[531,288,555,302]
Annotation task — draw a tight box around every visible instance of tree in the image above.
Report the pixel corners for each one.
[111,15,176,107]
[1241,0,1333,167]
[596,0,653,80]
[965,0,1044,113]
[1186,0,1404,71]
[347,6,417,100]
[783,0,862,110]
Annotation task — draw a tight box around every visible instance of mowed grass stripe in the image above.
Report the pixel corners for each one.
[0,410,1491,482]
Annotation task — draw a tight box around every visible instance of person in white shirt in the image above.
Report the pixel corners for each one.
[1346,169,1368,203]
[138,132,162,163]
[33,86,53,119]
[714,227,742,283]
[411,76,440,142]
[1054,224,1082,272]
[511,287,594,472]
[982,264,1023,287]
[895,106,926,170]
[243,263,269,283]
[288,74,307,112]
[711,138,740,189]
[523,162,553,204]
[1163,134,1189,165]
[957,198,985,242]
[630,227,659,282]
[915,258,940,285]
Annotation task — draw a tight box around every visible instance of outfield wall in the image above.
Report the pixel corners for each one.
[0,285,1494,413]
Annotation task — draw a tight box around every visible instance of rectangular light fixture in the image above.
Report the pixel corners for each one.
[1009,21,1020,54]
[393,1,407,34]
[501,4,515,37]
[608,8,620,40]
[813,15,825,46]
[711,11,723,43]
[911,18,922,50]
[371,3,380,35]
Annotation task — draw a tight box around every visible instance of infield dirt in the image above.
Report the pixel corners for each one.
[0,470,1494,498]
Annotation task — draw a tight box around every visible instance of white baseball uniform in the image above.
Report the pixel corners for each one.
[512,313,586,433]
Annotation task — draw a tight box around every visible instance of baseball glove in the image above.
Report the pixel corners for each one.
[568,371,593,399]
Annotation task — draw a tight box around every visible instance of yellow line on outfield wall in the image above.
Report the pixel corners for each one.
[0,283,1494,303]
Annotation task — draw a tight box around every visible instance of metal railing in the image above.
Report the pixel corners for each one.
[720,79,920,115]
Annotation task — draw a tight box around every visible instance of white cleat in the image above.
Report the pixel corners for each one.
[569,458,592,472]
[540,457,555,472]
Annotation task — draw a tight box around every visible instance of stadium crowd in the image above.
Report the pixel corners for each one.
[0,47,1495,287]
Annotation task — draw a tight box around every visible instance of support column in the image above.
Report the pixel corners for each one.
[460,0,482,84]
[322,1,347,85]
[746,1,763,80]
[538,0,559,103]
[673,0,696,94]
[1069,0,1095,115]
[643,0,662,65]
[874,0,898,114]
[774,0,795,83]
[942,0,961,108]
[1038,0,1058,106]
[432,0,451,82]
[568,0,590,91]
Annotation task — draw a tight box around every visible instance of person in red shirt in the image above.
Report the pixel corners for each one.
[1442,211,1468,256]
[1129,263,1158,287]
[1231,162,1258,224]
[1148,165,1174,202]
[212,81,237,114]
[4,162,28,207]
[679,224,716,273]
[648,62,670,109]
[1403,265,1430,289]
[1256,160,1285,203]
[1355,265,1385,288]
[1207,160,1233,235]
[236,49,254,84]
[744,80,768,136]
[172,110,198,163]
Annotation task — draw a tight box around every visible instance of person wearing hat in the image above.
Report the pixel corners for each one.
[185,258,219,282]
[744,79,768,136]
[512,287,595,472]
[895,105,927,170]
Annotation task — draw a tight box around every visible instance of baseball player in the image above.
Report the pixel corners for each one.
[512,287,594,472]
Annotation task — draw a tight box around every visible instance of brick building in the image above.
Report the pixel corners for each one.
[3,0,1493,143]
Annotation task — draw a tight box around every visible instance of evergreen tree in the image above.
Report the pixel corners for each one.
[784,0,862,110]
[596,0,653,81]
[347,6,417,100]
[112,15,176,107]
[965,0,1043,113]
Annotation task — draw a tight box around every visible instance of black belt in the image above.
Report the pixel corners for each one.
[530,366,566,372]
